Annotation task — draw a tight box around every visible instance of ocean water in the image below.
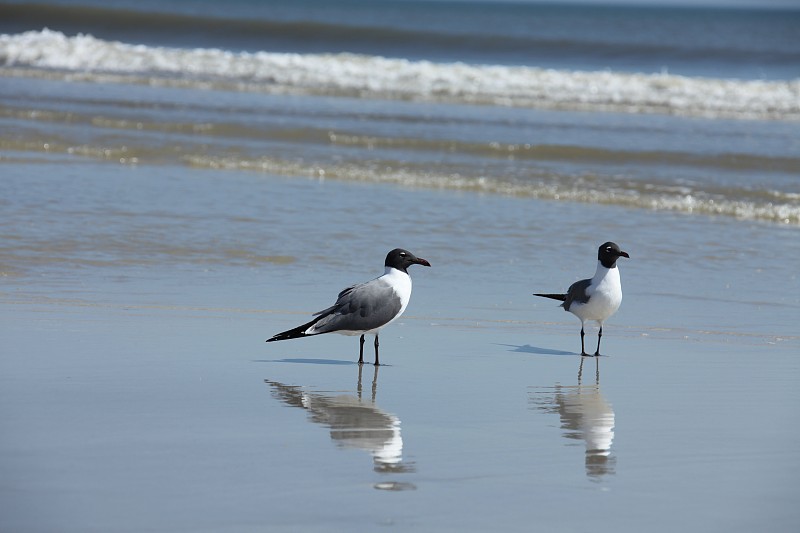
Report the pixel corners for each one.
[2,1,800,531]
[1,0,800,224]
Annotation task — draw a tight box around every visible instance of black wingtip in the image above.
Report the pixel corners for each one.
[533,293,567,302]
[266,331,306,343]
[266,317,321,343]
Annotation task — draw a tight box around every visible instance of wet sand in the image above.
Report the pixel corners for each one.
[1,163,799,531]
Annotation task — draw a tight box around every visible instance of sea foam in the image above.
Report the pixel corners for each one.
[2,29,798,120]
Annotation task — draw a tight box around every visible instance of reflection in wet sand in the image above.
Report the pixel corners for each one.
[530,357,616,480]
[265,366,415,489]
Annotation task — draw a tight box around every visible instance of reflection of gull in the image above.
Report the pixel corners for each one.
[265,366,413,474]
[530,357,616,480]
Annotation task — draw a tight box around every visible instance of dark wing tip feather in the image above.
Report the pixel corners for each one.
[533,293,567,302]
[266,317,321,342]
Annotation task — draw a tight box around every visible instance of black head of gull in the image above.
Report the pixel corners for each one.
[385,248,431,273]
[598,242,630,269]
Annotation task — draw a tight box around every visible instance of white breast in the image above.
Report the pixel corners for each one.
[571,263,623,323]
[378,266,412,328]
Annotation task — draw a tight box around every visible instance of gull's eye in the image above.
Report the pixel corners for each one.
[399,252,407,257]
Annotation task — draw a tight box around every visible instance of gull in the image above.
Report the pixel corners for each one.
[535,242,629,356]
[267,248,430,365]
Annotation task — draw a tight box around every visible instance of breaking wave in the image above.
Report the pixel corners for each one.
[2,29,798,120]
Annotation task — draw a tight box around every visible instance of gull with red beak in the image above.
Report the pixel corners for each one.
[267,248,430,366]
[535,242,630,356]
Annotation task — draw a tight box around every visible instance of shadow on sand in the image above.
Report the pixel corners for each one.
[253,357,356,365]
[496,343,577,356]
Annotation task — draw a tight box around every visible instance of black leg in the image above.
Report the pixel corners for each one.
[358,334,365,365]
[594,326,603,357]
[580,326,588,356]
[373,334,380,366]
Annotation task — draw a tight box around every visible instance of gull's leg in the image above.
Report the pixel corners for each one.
[580,324,588,356]
[594,325,603,357]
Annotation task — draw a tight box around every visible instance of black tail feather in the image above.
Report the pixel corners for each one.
[266,317,320,342]
[533,293,567,302]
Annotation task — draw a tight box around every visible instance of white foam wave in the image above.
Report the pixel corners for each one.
[2,30,799,120]
[181,155,800,225]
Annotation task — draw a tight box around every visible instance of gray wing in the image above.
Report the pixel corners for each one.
[563,278,592,312]
[311,278,402,334]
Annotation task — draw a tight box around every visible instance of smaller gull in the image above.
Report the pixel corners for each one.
[534,242,629,356]
[267,248,430,365]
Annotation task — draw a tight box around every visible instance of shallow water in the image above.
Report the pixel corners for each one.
[3,74,799,227]
[2,161,799,531]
